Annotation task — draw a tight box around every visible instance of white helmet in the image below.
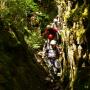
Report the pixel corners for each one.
[50,40,56,45]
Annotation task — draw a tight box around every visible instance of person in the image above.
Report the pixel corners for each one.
[42,24,61,45]
[43,40,61,77]
[53,15,60,29]
[46,40,60,59]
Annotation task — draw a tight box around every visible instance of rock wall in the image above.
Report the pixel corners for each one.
[55,0,90,90]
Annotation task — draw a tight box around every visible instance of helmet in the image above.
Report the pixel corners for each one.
[48,34,54,40]
[50,40,56,45]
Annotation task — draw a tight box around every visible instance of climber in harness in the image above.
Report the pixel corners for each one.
[42,40,61,79]
[42,24,61,45]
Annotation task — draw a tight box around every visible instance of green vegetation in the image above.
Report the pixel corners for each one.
[0,0,57,90]
[1,0,90,90]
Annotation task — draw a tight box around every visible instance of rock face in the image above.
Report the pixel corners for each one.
[54,0,90,90]
[0,41,48,90]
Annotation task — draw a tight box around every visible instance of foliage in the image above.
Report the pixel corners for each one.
[0,0,52,89]
[24,30,44,49]
[67,3,84,28]
[34,0,58,22]
[0,0,50,49]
